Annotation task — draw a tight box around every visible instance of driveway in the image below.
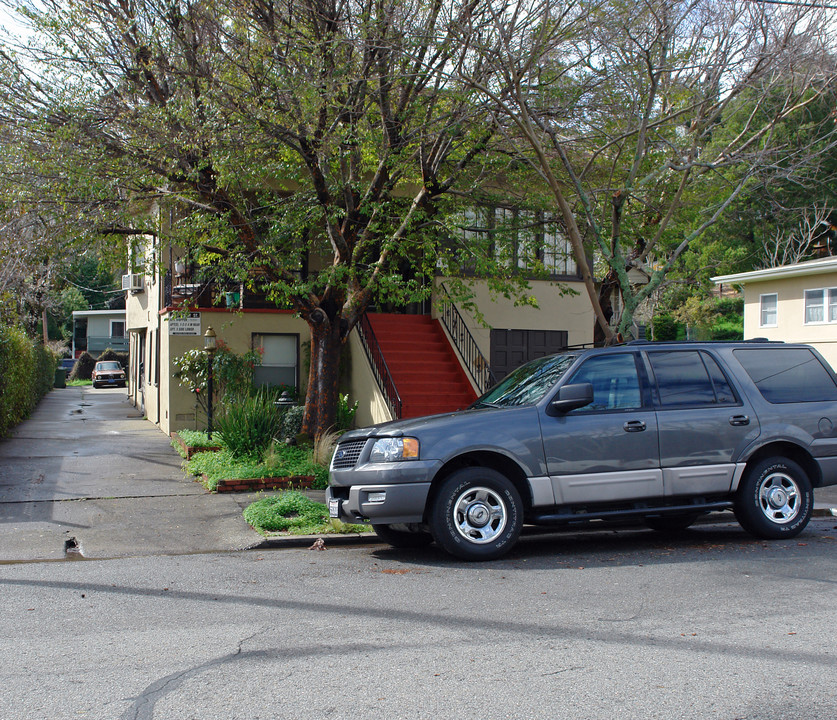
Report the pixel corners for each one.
[0,386,264,562]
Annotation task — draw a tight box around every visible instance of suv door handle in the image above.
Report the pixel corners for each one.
[729,415,750,426]
[623,420,646,432]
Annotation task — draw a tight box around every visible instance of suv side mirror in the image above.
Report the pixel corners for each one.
[547,382,594,415]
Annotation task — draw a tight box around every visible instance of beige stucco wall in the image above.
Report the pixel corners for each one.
[434,277,594,360]
[160,308,310,436]
[347,330,395,429]
[742,272,837,370]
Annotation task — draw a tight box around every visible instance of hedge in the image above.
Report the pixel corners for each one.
[0,325,58,437]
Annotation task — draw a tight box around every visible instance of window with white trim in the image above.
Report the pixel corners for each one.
[252,333,299,390]
[804,288,837,324]
[760,293,777,327]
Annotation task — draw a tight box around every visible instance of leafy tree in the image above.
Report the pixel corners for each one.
[0,0,524,437]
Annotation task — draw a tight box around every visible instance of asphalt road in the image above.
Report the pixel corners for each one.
[1,520,836,720]
[1,387,836,719]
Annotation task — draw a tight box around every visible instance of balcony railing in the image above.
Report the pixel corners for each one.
[87,336,129,353]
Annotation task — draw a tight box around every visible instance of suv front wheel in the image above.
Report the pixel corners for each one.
[734,456,813,539]
[429,467,523,561]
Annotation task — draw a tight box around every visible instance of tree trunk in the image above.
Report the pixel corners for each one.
[301,309,345,438]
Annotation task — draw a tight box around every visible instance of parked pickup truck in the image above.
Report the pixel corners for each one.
[327,341,837,560]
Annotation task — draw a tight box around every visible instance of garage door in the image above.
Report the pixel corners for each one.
[489,329,568,379]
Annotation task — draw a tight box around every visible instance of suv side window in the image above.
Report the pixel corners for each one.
[648,350,737,408]
[733,347,837,403]
[566,353,642,412]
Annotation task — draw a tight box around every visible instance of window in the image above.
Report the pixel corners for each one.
[252,334,298,390]
[566,354,642,412]
[804,288,837,324]
[452,207,577,278]
[648,351,737,408]
[734,348,837,403]
[760,293,777,327]
[110,320,126,338]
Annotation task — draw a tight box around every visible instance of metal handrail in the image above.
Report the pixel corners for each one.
[438,284,496,395]
[357,314,403,419]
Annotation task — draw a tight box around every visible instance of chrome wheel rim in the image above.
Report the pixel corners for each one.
[757,471,801,525]
[452,486,507,544]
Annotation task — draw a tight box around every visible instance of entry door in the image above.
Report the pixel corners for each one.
[541,353,662,504]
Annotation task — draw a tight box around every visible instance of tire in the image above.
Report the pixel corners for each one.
[645,512,701,533]
[372,523,434,549]
[734,457,812,539]
[429,467,523,561]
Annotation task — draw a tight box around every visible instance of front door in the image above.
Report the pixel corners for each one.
[541,352,662,504]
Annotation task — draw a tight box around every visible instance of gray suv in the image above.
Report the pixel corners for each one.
[327,341,837,560]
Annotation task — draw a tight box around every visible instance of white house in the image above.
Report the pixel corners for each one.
[712,256,837,368]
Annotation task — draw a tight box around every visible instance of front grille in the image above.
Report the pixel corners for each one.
[331,439,367,470]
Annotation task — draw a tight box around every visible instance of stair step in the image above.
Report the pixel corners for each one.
[366,312,477,419]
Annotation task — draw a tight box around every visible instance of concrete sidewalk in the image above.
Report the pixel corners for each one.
[0,386,272,562]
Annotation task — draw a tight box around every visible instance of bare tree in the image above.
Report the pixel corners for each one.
[462,0,837,339]
[758,205,836,268]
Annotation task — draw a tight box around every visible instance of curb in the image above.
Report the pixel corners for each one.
[247,508,837,550]
[251,532,379,550]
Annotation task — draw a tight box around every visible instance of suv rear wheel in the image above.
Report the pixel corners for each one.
[429,467,523,561]
[734,456,813,539]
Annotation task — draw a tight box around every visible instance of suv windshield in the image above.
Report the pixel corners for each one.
[473,353,577,408]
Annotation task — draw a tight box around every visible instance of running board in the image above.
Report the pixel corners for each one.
[528,500,734,526]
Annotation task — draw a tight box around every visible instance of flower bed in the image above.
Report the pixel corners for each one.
[171,431,222,459]
[210,474,316,493]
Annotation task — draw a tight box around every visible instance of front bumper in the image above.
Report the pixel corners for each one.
[327,458,440,525]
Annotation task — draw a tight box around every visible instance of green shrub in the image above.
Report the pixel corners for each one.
[97,348,128,369]
[651,314,680,341]
[336,393,358,432]
[69,351,96,381]
[0,325,57,437]
[709,318,743,341]
[216,389,282,459]
[281,404,305,438]
[243,491,366,534]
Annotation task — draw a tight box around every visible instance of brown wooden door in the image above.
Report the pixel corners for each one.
[489,329,568,379]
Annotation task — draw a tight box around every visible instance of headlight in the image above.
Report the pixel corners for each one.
[369,437,419,462]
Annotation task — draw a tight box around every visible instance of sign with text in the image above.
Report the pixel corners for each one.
[168,313,201,336]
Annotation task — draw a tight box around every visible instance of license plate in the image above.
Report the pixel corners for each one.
[328,499,340,518]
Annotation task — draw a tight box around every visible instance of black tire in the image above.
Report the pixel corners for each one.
[734,456,812,539]
[372,523,434,549]
[645,512,701,533]
[429,467,523,561]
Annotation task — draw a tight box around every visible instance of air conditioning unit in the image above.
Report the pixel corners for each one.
[121,273,144,292]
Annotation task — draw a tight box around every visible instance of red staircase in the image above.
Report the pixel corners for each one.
[366,313,477,418]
